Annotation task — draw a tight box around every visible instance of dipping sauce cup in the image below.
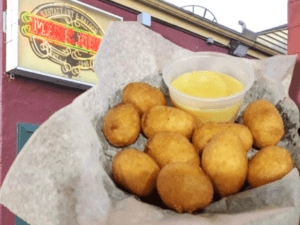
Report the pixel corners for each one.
[163,52,255,126]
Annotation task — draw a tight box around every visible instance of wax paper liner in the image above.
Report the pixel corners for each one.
[0,22,299,225]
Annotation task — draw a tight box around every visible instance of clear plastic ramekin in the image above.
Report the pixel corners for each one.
[163,52,255,125]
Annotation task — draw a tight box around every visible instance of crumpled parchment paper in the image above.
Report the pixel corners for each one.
[0,22,300,225]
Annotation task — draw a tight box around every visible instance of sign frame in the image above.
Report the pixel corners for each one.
[6,0,123,90]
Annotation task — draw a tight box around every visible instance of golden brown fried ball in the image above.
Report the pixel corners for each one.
[157,162,214,213]
[243,99,284,148]
[112,148,160,197]
[145,132,200,168]
[103,103,140,147]
[248,146,294,188]
[122,82,167,116]
[141,105,196,139]
[201,131,248,197]
[192,122,253,153]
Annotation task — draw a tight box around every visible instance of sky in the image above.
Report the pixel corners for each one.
[163,0,288,33]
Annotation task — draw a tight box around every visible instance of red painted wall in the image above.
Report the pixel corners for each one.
[0,0,5,224]
[288,0,300,109]
[0,78,83,225]
[0,0,253,225]
[150,20,229,54]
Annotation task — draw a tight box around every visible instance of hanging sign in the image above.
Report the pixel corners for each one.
[6,0,122,89]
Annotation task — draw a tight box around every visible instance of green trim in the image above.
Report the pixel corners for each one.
[16,123,40,225]
[17,123,40,153]
[15,216,30,225]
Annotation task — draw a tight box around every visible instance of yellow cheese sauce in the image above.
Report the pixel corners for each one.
[171,71,244,125]
[172,71,244,98]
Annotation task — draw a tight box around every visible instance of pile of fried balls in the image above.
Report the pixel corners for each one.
[102,82,294,214]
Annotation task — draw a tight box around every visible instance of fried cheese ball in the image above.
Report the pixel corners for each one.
[122,82,167,116]
[201,131,248,197]
[192,122,253,153]
[142,105,196,139]
[145,132,200,168]
[243,99,284,148]
[103,103,140,147]
[157,162,214,213]
[112,148,160,197]
[248,146,294,188]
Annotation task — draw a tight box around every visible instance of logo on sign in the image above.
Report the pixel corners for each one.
[20,3,104,76]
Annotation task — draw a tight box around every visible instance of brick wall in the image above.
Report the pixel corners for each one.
[288,0,300,109]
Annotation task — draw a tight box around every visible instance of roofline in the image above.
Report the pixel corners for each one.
[110,0,286,57]
[256,24,288,35]
[159,0,244,36]
[135,0,253,42]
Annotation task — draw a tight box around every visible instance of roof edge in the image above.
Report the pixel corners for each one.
[256,24,288,35]
[110,0,286,57]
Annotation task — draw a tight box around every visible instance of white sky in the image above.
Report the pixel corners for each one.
[163,0,288,33]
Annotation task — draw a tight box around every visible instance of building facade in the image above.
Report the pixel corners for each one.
[0,0,286,224]
[288,0,300,109]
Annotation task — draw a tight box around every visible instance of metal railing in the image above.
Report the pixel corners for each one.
[182,5,217,23]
